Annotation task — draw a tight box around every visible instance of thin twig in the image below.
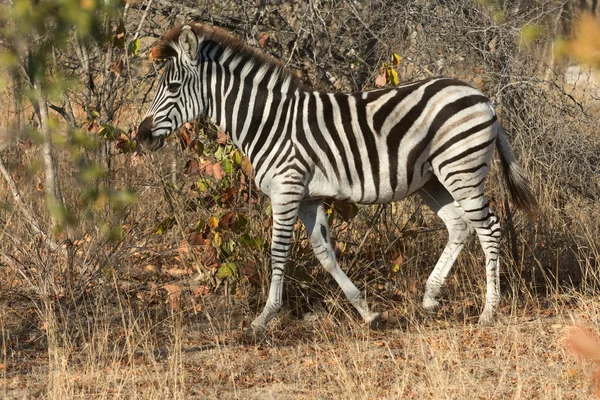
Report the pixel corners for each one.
[349,205,385,268]
[0,153,59,251]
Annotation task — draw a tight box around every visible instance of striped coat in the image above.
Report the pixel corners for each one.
[137,24,537,333]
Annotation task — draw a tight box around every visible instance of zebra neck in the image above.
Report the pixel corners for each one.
[206,61,301,166]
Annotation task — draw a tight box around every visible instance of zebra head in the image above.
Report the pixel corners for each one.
[136,25,202,152]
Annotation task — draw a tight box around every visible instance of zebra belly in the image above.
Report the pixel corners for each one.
[305,158,431,204]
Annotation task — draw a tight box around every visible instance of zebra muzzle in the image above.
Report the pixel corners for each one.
[135,116,164,152]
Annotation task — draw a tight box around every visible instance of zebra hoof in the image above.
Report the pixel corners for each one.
[477,311,495,326]
[368,313,384,330]
[422,298,440,312]
[243,324,266,344]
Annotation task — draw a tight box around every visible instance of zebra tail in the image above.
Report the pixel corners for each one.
[496,124,539,220]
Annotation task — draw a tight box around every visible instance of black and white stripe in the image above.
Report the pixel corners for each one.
[137,24,537,330]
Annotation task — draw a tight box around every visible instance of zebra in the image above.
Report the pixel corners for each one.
[136,24,537,333]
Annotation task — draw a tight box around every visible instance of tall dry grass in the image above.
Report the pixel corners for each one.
[3,128,598,398]
[1,1,600,398]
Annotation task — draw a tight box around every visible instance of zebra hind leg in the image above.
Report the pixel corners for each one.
[439,176,501,325]
[417,178,475,312]
[299,200,381,328]
[432,121,502,324]
[456,193,502,325]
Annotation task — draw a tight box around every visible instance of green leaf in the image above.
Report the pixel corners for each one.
[221,158,233,174]
[220,239,236,258]
[116,139,137,154]
[98,124,122,141]
[47,199,78,229]
[520,23,542,46]
[80,163,106,183]
[217,262,238,279]
[240,233,264,249]
[386,67,399,86]
[233,150,242,165]
[0,51,18,69]
[213,145,224,160]
[107,226,122,242]
[111,190,137,208]
[70,128,99,150]
[192,140,204,156]
[195,179,208,193]
[154,217,175,235]
[128,38,140,57]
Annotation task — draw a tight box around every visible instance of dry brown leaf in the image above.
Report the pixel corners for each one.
[258,32,270,48]
[567,326,600,361]
[410,279,419,293]
[241,157,253,177]
[162,284,182,309]
[392,253,403,266]
[177,129,192,149]
[200,247,218,269]
[163,268,190,278]
[178,240,190,255]
[375,74,387,87]
[128,265,159,281]
[217,130,228,145]
[193,285,210,297]
[198,160,212,176]
[184,159,200,176]
[188,232,207,246]
[569,13,600,67]
[219,211,234,229]
[190,138,203,155]
[109,58,124,76]
[212,162,225,180]
[240,261,260,284]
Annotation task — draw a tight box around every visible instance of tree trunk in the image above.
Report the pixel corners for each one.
[35,86,63,230]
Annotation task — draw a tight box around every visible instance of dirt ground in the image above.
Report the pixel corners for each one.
[2,292,598,400]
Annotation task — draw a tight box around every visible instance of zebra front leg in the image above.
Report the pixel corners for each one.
[298,200,381,328]
[250,198,301,333]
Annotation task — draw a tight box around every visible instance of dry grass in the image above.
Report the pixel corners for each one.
[2,5,600,397]
[1,103,600,398]
[1,150,600,399]
[2,280,599,399]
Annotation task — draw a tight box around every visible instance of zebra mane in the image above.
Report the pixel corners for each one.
[150,23,185,60]
[150,23,305,91]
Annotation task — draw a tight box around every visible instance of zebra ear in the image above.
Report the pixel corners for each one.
[179,25,198,61]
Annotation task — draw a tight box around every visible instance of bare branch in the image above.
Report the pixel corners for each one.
[0,153,58,250]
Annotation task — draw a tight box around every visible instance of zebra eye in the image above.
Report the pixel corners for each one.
[167,82,181,92]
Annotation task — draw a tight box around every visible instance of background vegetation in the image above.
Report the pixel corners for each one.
[0,0,599,398]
